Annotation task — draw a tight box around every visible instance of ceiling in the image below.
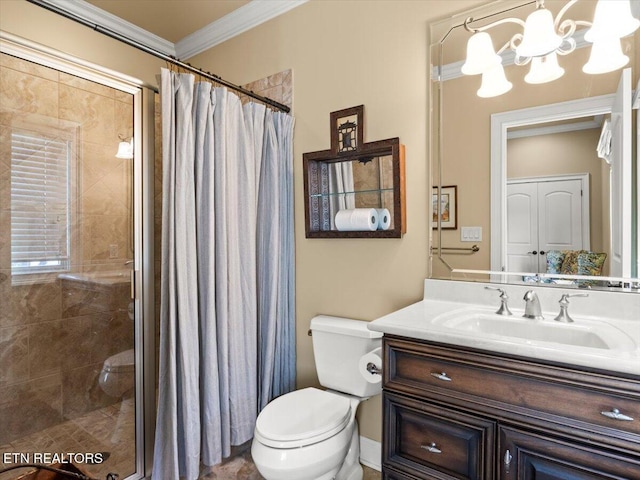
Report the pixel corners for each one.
[51,0,308,59]
[85,0,250,43]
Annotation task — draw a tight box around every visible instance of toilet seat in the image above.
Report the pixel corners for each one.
[255,387,351,449]
[102,349,135,373]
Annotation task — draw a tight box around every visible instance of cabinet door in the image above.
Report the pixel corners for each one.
[384,393,495,480]
[499,426,640,480]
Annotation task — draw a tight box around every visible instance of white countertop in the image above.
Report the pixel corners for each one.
[368,279,640,375]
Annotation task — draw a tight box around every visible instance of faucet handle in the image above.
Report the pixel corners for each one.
[554,293,588,323]
[559,293,589,304]
[484,286,513,316]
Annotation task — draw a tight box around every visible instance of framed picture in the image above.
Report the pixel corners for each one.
[432,185,457,229]
[330,105,364,155]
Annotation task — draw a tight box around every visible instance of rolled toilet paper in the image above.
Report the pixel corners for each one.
[376,208,391,230]
[358,347,383,384]
[335,208,379,231]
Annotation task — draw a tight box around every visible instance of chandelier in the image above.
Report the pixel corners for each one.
[461,0,639,97]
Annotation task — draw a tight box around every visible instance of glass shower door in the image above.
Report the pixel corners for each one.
[0,51,141,480]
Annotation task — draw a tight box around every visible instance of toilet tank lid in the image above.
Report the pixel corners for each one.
[310,315,383,339]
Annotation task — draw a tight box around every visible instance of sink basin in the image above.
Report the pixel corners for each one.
[433,309,637,352]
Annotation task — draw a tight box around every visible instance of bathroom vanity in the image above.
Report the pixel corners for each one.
[368,280,640,480]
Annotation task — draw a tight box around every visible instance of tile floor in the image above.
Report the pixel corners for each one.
[1,400,381,480]
[199,449,381,479]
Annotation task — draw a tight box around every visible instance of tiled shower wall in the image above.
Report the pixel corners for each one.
[0,53,134,443]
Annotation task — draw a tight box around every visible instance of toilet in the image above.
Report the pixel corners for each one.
[251,315,383,480]
[99,348,135,398]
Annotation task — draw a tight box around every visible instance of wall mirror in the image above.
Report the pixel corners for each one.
[303,137,406,238]
[429,0,639,291]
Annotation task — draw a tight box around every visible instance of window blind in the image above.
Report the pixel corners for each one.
[11,131,71,275]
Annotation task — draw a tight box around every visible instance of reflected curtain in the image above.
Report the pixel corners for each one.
[329,162,355,229]
[153,69,295,479]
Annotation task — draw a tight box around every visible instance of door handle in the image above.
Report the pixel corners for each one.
[527,251,538,255]
[540,250,545,255]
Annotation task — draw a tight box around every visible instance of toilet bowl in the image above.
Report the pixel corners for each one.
[252,316,383,480]
[99,349,135,398]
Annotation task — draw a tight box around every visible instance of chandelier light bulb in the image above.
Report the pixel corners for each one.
[525,52,565,84]
[585,0,640,43]
[516,8,563,58]
[461,32,502,75]
[477,64,513,98]
[583,37,629,74]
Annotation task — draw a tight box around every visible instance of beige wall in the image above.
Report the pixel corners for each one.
[2,0,486,445]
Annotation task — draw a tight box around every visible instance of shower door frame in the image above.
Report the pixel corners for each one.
[0,32,156,480]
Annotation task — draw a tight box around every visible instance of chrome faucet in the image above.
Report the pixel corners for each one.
[554,293,589,323]
[485,286,513,316]
[523,290,543,320]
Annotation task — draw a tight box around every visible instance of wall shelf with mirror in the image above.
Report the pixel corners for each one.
[303,137,406,238]
[429,0,639,291]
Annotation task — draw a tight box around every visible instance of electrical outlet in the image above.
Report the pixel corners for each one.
[109,244,119,259]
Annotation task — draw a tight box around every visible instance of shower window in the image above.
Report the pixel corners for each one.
[10,127,75,276]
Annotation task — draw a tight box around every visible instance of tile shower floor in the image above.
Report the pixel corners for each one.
[0,399,135,480]
[0,400,381,480]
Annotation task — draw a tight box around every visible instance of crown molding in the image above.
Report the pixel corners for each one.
[34,0,307,62]
[176,0,309,59]
[37,0,176,56]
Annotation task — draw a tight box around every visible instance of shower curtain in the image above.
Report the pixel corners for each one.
[153,69,295,479]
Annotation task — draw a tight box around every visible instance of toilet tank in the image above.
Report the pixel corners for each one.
[310,315,383,398]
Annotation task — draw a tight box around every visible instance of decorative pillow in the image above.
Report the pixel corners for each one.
[545,250,566,274]
[577,251,607,277]
[560,250,587,275]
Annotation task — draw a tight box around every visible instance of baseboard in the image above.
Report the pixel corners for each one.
[359,436,382,472]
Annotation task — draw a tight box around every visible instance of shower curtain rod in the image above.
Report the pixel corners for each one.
[26,0,291,113]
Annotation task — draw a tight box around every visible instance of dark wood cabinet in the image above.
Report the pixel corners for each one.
[382,336,640,480]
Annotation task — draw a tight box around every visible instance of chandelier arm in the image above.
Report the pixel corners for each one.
[554,0,580,31]
[573,20,593,28]
[557,19,577,39]
[464,16,526,34]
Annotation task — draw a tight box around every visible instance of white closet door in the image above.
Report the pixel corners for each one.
[538,179,584,268]
[507,178,586,273]
[506,182,538,273]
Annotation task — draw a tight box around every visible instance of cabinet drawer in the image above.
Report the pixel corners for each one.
[385,338,640,444]
[384,392,495,480]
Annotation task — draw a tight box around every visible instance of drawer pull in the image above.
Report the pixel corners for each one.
[601,408,634,421]
[504,449,513,474]
[431,371,452,382]
[420,442,442,454]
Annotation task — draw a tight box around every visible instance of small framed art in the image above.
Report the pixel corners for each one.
[432,185,457,229]
[330,105,364,155]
